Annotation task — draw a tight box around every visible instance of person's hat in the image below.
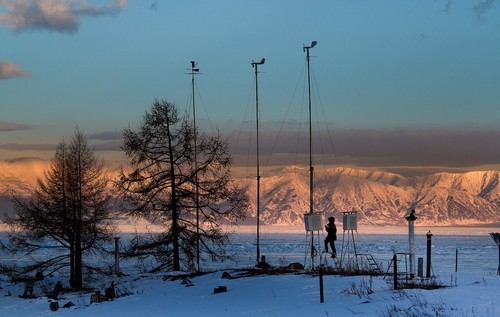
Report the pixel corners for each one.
[328,216,335,221]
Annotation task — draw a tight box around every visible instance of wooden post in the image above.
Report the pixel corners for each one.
[393,254,398,290]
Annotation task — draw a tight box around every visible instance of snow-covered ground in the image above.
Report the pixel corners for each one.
[1,269,498,316]
[1,229,499,316]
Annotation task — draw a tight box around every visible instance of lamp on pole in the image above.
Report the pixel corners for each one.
[251,57,265,265]
[189,60,201,271]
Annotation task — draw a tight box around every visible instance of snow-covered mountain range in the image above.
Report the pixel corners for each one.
[241,166,500,226]
[1,160,499,226]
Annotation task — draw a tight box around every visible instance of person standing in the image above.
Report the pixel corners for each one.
[324,216,337,258]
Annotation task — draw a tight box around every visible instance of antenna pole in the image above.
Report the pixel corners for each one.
[304,41,317,266]
[252,58,265,264]
[189,61,200,271]
[304,41,316,214]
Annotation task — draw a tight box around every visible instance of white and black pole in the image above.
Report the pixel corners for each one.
[406,209,417,278]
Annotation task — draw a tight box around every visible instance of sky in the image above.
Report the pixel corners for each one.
[1,0,500,176]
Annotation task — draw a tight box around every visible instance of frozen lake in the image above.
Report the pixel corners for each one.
[224,231,498,275]
[1,227,499,276]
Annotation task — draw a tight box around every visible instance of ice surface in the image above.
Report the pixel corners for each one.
[1,230,499,316]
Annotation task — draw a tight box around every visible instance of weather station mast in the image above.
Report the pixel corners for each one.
[305,41,316,216]
[251,57,265,265]
[301,41,323,269]
[189,61,201,271]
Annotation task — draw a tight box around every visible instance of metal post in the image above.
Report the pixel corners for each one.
[319,267,324,303]
[189,61,200,271]
[490,233,500,275]
[303,41,316,215]
[303,41,317,268]
[455,248,458,272]
[393,253,398,290]
[417,257,423,278]
[351,230,358,268]
[426,231,432,278]
[251,58,265,265]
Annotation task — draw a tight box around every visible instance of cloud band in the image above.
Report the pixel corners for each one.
[228,128,500,170]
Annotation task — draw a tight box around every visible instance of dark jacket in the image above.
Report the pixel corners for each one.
[325,222,337,241]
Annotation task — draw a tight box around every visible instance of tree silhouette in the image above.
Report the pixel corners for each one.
[2,129,113,289]
[117,99,246,271]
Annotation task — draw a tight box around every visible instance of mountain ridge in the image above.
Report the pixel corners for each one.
[0,160,499,226]
[243,166,500,226]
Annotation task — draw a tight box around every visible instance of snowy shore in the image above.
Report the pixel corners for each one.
[1,269,499,317]
[1,229,498,316]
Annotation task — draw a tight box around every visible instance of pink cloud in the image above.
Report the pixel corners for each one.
[0,61,30,79]
[0,0,127,33]
[0,121,34,131]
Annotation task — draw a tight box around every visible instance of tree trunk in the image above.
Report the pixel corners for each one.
[69,241,75,288]
[74,231,83,290]
[172,202,180,271]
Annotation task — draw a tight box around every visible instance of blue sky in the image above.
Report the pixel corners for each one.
[1,0,500,175]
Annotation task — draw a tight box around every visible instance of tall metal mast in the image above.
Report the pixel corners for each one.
[303,41,317,265]
[251,57,265,264]
[189,61,200,271]
[303,41,317,214]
